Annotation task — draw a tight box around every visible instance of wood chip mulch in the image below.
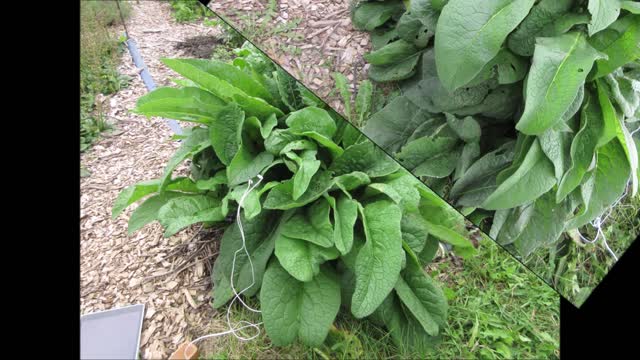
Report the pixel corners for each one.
[80,2,231,358]
[209,0,371,115]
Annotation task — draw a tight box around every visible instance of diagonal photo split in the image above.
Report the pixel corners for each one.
[206,0,640,309]
[80,1,564,358]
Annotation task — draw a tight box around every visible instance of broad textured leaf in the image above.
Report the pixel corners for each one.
[264,171,333,210]
[621,1,640,13]
[516,32,606,135]
[330,141,400,178]
[281,199,334,248]
[211,210,280,308]
[567,139,630,229]
[597,79,639,195]
[209,103,244,166]
[351,201,404,318]
[352,0,405,31]
[127,192,183,234]
[397,136,460,178]
[435,0,536,91]
[333,171,372,193]
[394,261,447,336]
[507,0,574,56]
[328,195,359,255]
[275,233,339,282]
[423,220,474,251]
[401,211,431,254]
[286,106,337,139]
[588,0,622,36]
[355,80,373,125]
[134,86,226,123]
[482,139,556,210]
[397,0,439,47]
[157,195,225,237]
[373,293,441,354]
[265,129,302,155]
[557,92,608,201]
[454,142,481,180]
[113,177,199,218]
[591,15,640,79]
[226,146,274,187]
[261,262,341,346]
[365,40,419,66]
[539,128,574,181]
[445,113,481,143]
[494,191,571,257]
[162,58,247,100]
[363,96,425,153]
[369,52,422,82]
[160,127,210,191]
[292,154,322,200]
[605,70,640,119]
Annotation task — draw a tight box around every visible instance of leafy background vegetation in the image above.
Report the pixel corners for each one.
[349,0,640,307]
[80,0,131,152]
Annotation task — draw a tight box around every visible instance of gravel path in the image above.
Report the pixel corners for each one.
[80,2,226,358]
[209,0,371,115]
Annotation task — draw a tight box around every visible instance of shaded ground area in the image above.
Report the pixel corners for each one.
[80,2,229,358]
[209,0,370,114]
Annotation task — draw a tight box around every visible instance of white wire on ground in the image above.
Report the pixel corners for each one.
[576,180,631,262]
[184,175,265,356]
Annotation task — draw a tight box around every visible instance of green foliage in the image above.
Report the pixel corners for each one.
[114,43,478,350]
[80,0,131,152]
[354,0,640,272]
[169,0,208,22]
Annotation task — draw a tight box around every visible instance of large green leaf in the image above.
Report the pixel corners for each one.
[330,141,400,178]
[127,191,184,234]
[588,0,622,36]
[327,194,359,255]
[112,177,199,218]
[351,0,405,31]
[557,91,608,202]
[449,141,515,207]
[435,0,536,91]
[351,200,404,318]
[157,195,225,237]
[397,136,460,178]
[211,210,281,308]
[363,96,425,153]
[516,32,606,135]
[281,199,334,248]
[162,58,247,100]
[493,191,571,257]
[275,233,339,282]
[286,106,337,139]
[134,86,226,123]
[261,261,340,346]
[394,261,447,336]
[482,139,556,210]
[263,171,334,210]
[226,147,274,187]
[507,0,575,57]
[209,103,244,166]
[591,15,640,79]
[567,139,631,229]
[159,127,210,191]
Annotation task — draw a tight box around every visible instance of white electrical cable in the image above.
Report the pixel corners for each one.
[576,180,630,262]
[183,175,265,356]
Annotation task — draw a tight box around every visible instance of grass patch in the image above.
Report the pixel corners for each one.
[525,190,640,306]
[198,238,558,359]
[80,0,131,152]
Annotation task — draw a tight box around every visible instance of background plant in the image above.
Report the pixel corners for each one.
[352,0,639,304]
[113,42,482,351]
[80,0,131,151]
[169,0,208,23]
